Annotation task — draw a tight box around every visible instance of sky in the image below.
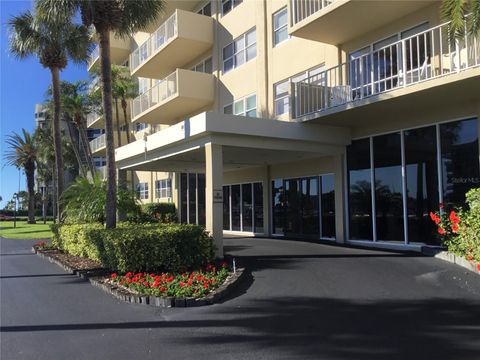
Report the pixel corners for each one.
[0,0,88,208]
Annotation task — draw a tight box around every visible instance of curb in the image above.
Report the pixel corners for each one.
[422,247,480,275]
[33,247,246,307]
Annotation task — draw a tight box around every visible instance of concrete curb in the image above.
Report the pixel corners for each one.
[33,247,246,307]
[422,247,480,275]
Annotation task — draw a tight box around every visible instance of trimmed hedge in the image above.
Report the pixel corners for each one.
[51,223,215,273]
[142,203,177,223]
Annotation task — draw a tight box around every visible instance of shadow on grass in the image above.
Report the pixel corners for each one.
[1,297,479,359]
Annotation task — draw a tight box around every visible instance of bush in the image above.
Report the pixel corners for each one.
[455,188,480,262]
[142,203,177,223]
[51,223,215,273]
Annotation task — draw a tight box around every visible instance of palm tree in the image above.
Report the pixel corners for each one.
[9,10,91,222]
[4,130,38,224]
[114,65,138,144]
[37,0,165,228]
[441,0,480,39]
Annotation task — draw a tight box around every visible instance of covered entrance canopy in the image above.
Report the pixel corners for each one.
[115,112,351,256]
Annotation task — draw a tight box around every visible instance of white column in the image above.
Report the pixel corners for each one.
[205,143,224,258]
[333,153,346,244]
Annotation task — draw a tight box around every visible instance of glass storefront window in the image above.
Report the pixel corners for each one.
[253,183,264,233]
[231,185,241,231]
[223,186,230,230]
[242,183,253,232]
[321,175,336,239]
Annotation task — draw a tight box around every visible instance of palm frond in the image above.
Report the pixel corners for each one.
[8,11,42,59]
[468,0,480,36]
[441,0,469,40]
[116,0,166,38]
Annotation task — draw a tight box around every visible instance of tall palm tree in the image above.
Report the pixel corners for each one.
[9,10,91,222]
[114,65,138,144]
[4,130,38,224]
[441,0,480,39]
[37,0,165,228]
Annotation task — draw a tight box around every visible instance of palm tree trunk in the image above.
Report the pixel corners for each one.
[50,67,64,223]
[52,173,57,224]
[115,98,122,147]
[76,117,96,177]
[26,163,36,224]
[121,98,131,144]
[99,30,117,229]
[66,119,87,177]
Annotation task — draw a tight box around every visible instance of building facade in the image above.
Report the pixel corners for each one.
[86,0,480,256]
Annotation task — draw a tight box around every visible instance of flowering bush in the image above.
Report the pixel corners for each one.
[110,262,230,298]
[429,203,461,245]
[33,241,54,250]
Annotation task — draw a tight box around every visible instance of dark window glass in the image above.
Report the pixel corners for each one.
[197,174,206,226]
[188,173,197,224]
[373,133,404,241]
[441,118,480,207]
[223,186,230,230]
[180,173,188,223]
[253,182,264,233]
[347,138,373,240]
[242,183,252,232]
[321,175,336,239]
[231,184,241,231]
[404,126,439,244]
[301,177,319,236]
[272,179,284,234]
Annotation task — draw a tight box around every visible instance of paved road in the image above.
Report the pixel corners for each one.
[1,236,480,360]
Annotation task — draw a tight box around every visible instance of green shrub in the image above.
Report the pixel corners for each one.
[52,223,215,273]
[142,203,177,223]
[454,188,480,262]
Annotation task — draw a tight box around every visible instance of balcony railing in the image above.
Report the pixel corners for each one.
[132,71,178,119]
[86,111,102,127]
[290,0,337,26]
[292,19,480,119]
[130,12,177,73]
[88,45,100,68]
[90,134,106,153]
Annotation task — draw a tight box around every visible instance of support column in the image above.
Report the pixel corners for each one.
[205,143,224,258]
[262,165,271,236]
[333,153,346,244]
[117,169,128,222]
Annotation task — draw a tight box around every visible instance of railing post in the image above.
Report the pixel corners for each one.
[401,40,407,87]
[324,71,329,110]
[289,81,296,119]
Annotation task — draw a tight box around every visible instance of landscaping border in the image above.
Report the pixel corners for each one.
[422,247,480,275]
[33,247,246,307]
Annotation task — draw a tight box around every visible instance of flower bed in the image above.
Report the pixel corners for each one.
[109,262,230,299]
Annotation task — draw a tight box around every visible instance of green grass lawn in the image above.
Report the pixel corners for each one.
[0,221,54,239]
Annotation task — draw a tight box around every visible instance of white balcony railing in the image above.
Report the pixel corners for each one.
[290,0,337,26]
[292,19,480,119]
[90,134,106,153]
[86,111,102,127]
[130,12,177,73]
[88,45,100,68]
[132,71,178,119]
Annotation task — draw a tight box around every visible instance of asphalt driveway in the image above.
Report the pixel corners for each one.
[1,236,480,360]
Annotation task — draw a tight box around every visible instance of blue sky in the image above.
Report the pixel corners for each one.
[0,0,88,207]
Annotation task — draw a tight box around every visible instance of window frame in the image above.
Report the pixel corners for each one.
[136,182,149,200]
[191,56,213,74]
[222,28,256,74]
[223,94,257,117]
[273,7,289,47]
[155,178,172,199]
[221,0,243,17]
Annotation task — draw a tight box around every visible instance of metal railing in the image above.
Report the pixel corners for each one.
[132,71,178,119]
[130,12,177,72]
[292,18,480,119]
[290,0,337,26]
[88,45,100,68]
[90,134,106,153]
[86,111,102,127]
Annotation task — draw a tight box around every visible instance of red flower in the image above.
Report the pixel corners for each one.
[467,255,473,261]
[477,263,480,272]
[429,212,441,225]
[127,279,132,284]
[159,286,166,292]
[111,273,117,279]
[203,282,209,289]
[179,281,186,287]
[166,275,174,283]
[451,224,459,233]
[221,261,228,268]
[125,272,132,278]
[437,227,445,235]
[449,211,460,225]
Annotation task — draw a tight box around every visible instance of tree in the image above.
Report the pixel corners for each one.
[9,9,91,222]
[4,130,38,223]
[37,0,165,228]
[441,0,480,39]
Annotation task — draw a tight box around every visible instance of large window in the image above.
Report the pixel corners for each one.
[273,7,288,46]
[155,179,171,199]
[222,0,242,16]
[223,182,264,233]
[136,182,149,200]
[223,28,256,73]
[180,173,206,226]
[346,118,479,244]
[191,57,213,74]
[272,175,335,239]
[224,94,257,117]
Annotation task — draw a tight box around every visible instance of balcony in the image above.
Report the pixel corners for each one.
[130,9,213,79]
[87,34,131,71]
[131,68,214,125]
[289,0,437,45]
[90,132,129,155]
[291,19,480,122]
[86,111,102,128]
[86,99,131,129]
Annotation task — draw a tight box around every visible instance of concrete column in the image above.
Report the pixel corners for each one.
[262,165,271,236]
[333,153,346,244]
[117,169,128,222]
[205,143,224,258]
